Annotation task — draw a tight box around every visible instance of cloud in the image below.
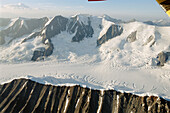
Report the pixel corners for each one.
[2,3,30,9]
[0,3,86,18]
[0,3,57,18]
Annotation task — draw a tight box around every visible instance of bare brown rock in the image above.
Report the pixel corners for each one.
[0,79,169,113]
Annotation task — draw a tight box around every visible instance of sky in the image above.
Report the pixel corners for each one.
[0,0,169,21]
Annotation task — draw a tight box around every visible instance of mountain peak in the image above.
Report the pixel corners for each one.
[102,14,123,24]
[71,14,93,25]
[72,14,92,18]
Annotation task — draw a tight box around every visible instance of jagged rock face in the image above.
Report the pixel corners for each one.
[157,51,170,66]
[127,31,137,43]
[31,16,69,61]
[97,24,123,46]
[0,79,169,113]
[31,47,46,61]
[41,16,68,42]
[0,17,48,45]
[30,15,94,61]
[31,16,68,61]
[68,16,94,42]
[31,39,54,61]
[40,15,94,43]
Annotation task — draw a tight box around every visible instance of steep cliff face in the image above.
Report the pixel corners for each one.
[0,79,169,113]
[41,16,68,42]
[97,24,123,46]
[127,31,137,43]
[68,15,94,42]
[29,15,95,61]
[0,15,170,66]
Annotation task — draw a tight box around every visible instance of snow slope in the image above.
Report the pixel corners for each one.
[0,15,170,100]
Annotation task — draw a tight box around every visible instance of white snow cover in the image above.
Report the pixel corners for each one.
[99,18,114,39]
[20,20,28,29]
[0,15,170,100]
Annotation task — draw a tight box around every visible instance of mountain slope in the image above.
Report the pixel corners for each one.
[0,79,169,113]
[0,14,170,101]
[0,17,48,45]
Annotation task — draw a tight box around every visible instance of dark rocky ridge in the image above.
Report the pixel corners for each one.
[30,15,94,61]
[30,16,68,61]
[0,15,124,61]
[68,15,94,42]
[41,16,68,43]
[0,78,169,113]
[31,39,54,61]
[97,24,123,46]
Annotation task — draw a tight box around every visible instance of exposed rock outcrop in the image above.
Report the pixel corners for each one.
[31,47,46,61]
[30,16,68,61]
[31,39,54,61]
[30,15,94,61]
[157,51,170,66]
[127,31,137,43]
[143,35,154,46]
[97,24,123,46]
[39,15,94,43]
[68,15,94,42]
[41,16,68,43]
[0,79,169,113]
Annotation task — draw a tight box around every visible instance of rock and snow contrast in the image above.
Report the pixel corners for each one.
[0,79,169,113]
[0,14,170,112]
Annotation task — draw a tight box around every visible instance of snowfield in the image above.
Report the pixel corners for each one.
[0,15,170,100]
[0,60,170,100]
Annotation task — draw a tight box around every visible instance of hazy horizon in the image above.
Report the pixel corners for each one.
[0,0,169,21]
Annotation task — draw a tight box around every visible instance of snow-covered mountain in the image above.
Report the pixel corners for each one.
[0,14,169,66]
[0,14,170,100]
[0,17,48,45]
[144,19,170,26]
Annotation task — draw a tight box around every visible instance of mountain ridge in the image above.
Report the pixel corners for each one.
[0,78,169,113]
[0,14,169,66]
[0,15,170,101]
